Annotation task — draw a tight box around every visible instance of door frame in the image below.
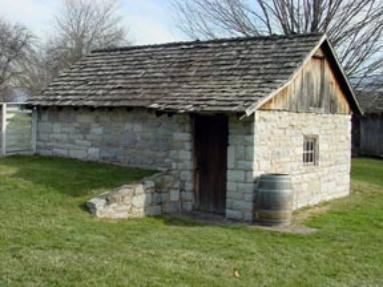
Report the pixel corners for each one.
[192,113,228,214]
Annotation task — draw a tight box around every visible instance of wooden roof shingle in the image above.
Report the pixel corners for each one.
[29,33,327,113]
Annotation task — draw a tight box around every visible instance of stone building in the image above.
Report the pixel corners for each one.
[28,33,361,221]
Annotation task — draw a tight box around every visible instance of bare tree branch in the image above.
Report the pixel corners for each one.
[46,0,128,76]
[173,0,383,85]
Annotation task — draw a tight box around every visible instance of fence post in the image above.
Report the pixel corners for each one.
[1,103,6,156]
[31,107,37,154]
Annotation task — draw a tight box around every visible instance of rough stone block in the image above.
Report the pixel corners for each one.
[87,197,107,216]
[170,189,180,201]
[237,182,254,193]
[226,209,242,220]
[227,170,245,182]
[77,114,93,123]
[133,124,143,132]
[38,122,52,133]
[143,180,155,189]
[181,191,193,201]
[227,146,235,168]
[146,205,162,216]
[75,139,92,147]
[182,202,193,211]
[243,192,254,202]
[179,150,192,161]
[235,145,245,160]
[39,133,49,141]
[180,171,192,181]
[237,160,253,170]
[245,146,253,160]
[53,148,68,157]
[226,190,243,201]
[90,127,103,135]
[134,184,145,195]
[52,123,62,133]
[69,149,87,159]
[88,147,100,160]
[243,212,253,222]
[131,194,145,208]
[176,161,193,170]
[232,199,252,211]
[152,193,162,204]
[174,132,191,141]
[227,182,237,192]
[161,193,170,202]
[245,172,255,183]
[39,149,53,156]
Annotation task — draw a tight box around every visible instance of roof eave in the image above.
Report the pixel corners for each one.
[321,40,363,115]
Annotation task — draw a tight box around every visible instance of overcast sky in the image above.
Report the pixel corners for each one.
[0,0,187,45]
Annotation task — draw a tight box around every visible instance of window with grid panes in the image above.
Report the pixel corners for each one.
[303,136,317,165]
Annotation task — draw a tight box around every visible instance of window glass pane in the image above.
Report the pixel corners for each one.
[303,136,318,165]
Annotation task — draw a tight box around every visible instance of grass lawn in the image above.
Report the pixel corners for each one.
[0,156,382,286]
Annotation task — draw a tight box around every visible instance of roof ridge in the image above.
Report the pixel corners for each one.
[91,32,325,54]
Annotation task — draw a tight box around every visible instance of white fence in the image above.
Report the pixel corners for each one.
[0,103,36,156]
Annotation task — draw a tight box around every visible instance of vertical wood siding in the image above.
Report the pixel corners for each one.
[260,48,350,114]
[357,115,383,157]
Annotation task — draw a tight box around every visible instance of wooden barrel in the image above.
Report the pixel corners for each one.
[255,174,293,226]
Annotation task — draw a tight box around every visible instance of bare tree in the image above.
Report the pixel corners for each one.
[18,48,52,98]
[173,0,383,84]
[45,0,128,78]
[20,0,129,98]
[0,18,34,101]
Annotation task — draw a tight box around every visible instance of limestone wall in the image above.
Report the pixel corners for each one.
[36,108,194,212]
[36,107,351,222]
[253,110,351,209]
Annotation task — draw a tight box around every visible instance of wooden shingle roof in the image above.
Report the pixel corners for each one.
[30,33,328,113]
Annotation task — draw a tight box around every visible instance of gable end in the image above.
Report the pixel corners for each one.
[252,38,362,115]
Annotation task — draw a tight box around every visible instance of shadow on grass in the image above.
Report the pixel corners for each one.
[161,215,205,227]
[79,202,91,213]
[351,157,383,188]
[0,155,156,197]
[159,213,247,229]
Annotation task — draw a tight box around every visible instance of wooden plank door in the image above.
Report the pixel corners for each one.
[194,114,228,214]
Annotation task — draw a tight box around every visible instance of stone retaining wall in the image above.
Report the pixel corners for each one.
[253,110,351,209]
[87,172,179,219]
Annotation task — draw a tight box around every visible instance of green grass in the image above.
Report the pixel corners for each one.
[0,156,382,286]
